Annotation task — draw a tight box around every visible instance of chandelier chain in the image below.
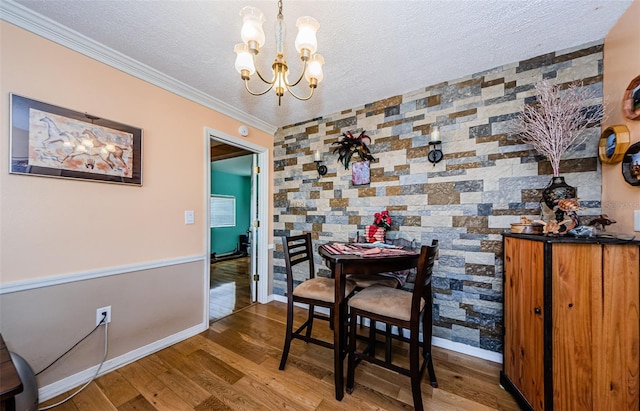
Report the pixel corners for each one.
[277,0,283,18]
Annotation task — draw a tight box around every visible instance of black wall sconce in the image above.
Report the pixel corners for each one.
[314,150,328,177]
[428,126,443,165]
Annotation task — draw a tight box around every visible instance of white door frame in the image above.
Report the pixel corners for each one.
[204,127,269,319]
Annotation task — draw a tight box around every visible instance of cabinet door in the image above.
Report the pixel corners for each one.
[552,243,600,410]
[504,237,545,410]
[594,244,640,411]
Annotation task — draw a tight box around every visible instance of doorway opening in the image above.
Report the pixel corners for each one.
[206,128,269,323]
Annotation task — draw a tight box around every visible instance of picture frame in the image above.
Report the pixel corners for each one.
[351,160,371,185]
[9,94,142,185]
[621,142,640,187]
[598,124,629,164]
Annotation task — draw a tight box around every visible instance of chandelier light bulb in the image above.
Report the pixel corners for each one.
[305,54,324,84]
[240,6,266,51]
[234,43,256,77]
[295,16,319,56]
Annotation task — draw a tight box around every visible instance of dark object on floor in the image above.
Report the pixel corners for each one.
[239,234,249,256]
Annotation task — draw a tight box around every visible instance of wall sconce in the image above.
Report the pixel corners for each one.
[428,125,443,165]
[313,150,327,177]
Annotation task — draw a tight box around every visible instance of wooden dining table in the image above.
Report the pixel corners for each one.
[318,244,420,401]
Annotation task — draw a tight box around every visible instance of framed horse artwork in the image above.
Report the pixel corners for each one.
[9,94,142,186]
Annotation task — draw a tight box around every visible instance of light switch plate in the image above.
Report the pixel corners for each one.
[185,210,195,225]
[634,210,640,232]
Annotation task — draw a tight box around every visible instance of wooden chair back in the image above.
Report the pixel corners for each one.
[281,233,316,295]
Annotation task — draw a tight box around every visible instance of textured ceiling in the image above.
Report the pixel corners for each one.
[4,0,633,133]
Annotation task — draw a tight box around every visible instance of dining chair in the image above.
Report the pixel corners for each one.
[279,233,356,370]
[345,240,439,411]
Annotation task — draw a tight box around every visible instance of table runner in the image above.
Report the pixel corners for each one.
[321,243,417,257]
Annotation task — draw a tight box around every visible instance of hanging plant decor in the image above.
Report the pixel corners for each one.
[331,131,375,169]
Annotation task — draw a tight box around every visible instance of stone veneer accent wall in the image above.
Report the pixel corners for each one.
[273,41,603,353]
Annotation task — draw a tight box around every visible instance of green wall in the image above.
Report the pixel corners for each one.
[210,169,251,256]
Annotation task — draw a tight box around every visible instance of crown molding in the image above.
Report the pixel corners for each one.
[0,0,277,135]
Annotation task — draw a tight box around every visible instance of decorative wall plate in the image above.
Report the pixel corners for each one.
[621,142,640,186]
[622,74,640,121]
[598,124,630,164]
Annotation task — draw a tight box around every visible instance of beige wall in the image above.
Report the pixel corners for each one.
[0,21,273,394]
[602,0,640,232]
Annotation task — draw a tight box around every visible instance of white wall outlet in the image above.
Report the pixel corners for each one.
[634,210,640,232]
[184,210,195,225]
[96,306,111,326]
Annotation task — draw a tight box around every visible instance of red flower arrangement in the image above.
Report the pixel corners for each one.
[365,210,391,243]
[373,210,392,229]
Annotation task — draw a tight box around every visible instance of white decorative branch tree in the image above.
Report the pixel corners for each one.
[513,80,604,176]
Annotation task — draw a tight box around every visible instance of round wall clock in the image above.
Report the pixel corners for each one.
[598,124,630,164]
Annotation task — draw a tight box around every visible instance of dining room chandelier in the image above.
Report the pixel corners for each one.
[233,0,324,106]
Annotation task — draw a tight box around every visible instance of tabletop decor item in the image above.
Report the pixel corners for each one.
[332,131,375,169]
[366,210,391,243]
[511,80,604,220]
[510,216,544,234]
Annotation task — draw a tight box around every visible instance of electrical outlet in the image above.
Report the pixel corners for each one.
[96,306,111,326]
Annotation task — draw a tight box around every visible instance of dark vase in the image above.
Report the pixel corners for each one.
[542,176,576,222]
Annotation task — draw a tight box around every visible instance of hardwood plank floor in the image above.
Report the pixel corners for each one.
[40,302,520,410]
[210,257,252,322]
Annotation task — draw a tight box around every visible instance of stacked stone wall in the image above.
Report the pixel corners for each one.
[273,41,603,352]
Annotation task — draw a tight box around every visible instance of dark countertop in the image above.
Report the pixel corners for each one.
[502,231,640,245]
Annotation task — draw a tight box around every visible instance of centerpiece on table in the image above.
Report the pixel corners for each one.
[366,210,391,243]
[511,80,604,227]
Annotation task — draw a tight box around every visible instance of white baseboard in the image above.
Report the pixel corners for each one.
[432,336,502,364]
[38,322,207,402]
[266,294,502,364]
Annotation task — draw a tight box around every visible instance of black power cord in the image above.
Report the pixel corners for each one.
[35,314,106,376]
[38,313,109,410]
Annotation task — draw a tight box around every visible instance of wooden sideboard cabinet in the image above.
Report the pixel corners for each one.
[501,233,640,411]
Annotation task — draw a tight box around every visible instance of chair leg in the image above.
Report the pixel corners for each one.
[422,302,438,388]
[409,331,424,411]
[368,319,376,357]
[346,309,358,394]
[279,300,295,370]
[306,304,315,339]
[384,323,392,363]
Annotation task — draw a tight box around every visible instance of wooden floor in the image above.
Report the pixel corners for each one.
[41,302,520,410]
[209,256,252,322]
